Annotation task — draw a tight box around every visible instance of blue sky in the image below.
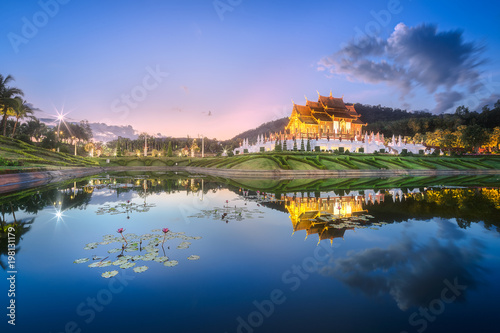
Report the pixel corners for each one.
[1,0,499,139]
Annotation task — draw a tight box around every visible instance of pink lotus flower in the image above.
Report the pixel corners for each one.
[162,227,169,244]
[117,228,127,244]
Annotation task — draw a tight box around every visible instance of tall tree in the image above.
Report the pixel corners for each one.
[0,74,24,136]
[460,124,489,153]
[11,97,34,137]
[167,141,173,157]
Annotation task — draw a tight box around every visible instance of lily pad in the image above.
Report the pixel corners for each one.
[74,258,90,264]
[187,255,200,260]
[125,247,139,252]
[108,248,122,254]
[113,259,128,266]
[177,241,191,249]
[89,260,112,268]
[164,260,178,267]
[153,256,169,263]
[133,265,149,273]
[101,270,119,278]
[98,260,112,267]
[120,262,136,269]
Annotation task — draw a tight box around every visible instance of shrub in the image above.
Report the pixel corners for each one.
[314,146,320,152]
[339,147,345,153]
[260,147,265,153]
[358,147,364,153]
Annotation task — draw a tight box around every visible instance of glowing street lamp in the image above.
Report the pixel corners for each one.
[54,109,68,152]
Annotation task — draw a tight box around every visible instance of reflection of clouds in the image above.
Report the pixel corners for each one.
[437,219,466,241]
[319,236,484,311]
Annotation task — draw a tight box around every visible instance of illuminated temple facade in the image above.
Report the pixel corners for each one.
[233,92,429,155]
[286,93,365,140]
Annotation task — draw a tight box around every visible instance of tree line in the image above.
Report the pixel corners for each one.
[0,73,93,155]
[358,102,500,153]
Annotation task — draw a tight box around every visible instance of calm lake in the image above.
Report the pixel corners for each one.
[1,172,500,333]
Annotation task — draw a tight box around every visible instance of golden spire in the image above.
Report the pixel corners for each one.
[330,90,333,97]
[317,90,321,99]
[304,95,308,101]
[291,98,295,105]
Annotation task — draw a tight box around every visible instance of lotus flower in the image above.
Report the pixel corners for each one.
[117,228,127,244]
[162,227,170,244]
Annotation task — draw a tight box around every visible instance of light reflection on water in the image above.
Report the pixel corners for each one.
[1,174,499,333]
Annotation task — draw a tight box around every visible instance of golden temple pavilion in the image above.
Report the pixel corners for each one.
[285,92,366,140]
[284,194,372,244]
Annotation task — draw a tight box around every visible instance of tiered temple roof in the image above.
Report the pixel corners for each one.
[287,93,366,134]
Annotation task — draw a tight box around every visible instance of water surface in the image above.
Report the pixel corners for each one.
[1,173,499,333]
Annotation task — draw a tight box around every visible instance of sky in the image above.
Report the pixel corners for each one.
[1,0,499,140]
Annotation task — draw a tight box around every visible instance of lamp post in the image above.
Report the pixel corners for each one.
[56,115,63,152]
[72,136,77,156]
[198,134,204,158]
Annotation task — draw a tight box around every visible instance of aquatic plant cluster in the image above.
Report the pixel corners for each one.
[188,202,266,222]
[95,201,155,216]
[74,228,201,278]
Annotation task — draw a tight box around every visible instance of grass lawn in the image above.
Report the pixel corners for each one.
[230,157,279,170]
[2,136,500,174]
[0,136,99,170]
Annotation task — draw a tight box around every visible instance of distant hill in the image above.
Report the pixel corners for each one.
[231,117,289,142]
[230,100,500,140]
[88,123,139,142]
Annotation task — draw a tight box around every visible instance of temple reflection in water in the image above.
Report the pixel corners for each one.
[282,190,387,244]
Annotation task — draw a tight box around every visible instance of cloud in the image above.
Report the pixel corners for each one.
[437,219,466,241]
[319,236,484,311]
[319,23,486,113]
[433,91,463,113]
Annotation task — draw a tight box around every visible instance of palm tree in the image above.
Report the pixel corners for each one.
[21,118,46,142]
[11,97,34,137]
[0,74,24,136]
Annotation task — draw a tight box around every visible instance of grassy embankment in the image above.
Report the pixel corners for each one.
[98,152,500,171]
[0,136,99,173]
[2,135,500,173]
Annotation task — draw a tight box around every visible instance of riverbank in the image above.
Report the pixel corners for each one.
[2,165,500,194]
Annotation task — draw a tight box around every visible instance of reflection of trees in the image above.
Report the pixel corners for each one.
[0,180,92,270]
[0,217,34,270]
[368,188,500,231]
[0,179,92,214]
